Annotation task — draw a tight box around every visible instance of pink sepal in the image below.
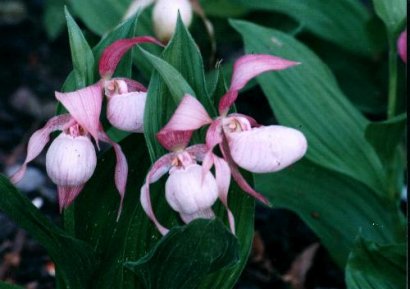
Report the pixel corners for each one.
[99,36,163,78]
[398,29,407,63]
[10,114,72,184]
[213,155,235,234]
[140,153,174,235]
[55,84,103,144]
[58,184,84,212]
[156,130,193,152]
[219,54,300,114]
[220,138,271,206]
[98,128,129,219]
[205,118,223,149]
[162,94,212,131]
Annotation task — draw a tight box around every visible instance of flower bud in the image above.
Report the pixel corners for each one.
[226,125,307,173]
[165,164,218,223]
[152,0,193,42]
[106,91,147,132]
[46,133,97,186]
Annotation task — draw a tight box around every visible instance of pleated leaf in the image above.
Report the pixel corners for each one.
[231,20,388,197]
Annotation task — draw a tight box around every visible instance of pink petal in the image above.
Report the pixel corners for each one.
[99,36,163,78]
[10,114,72,184]
[226,125,307,173]
[220,137,271,206]
[179,208,215,224]
[156,130,193,151]
[162,94,212,131]
[213,155,235,234]
[55,84,103,143]
[58,184,84,212]
[205,118,223,149]
[140,153,175,235]
[98,129,129,219]
[219,54,300,115]
[398,29,407,63]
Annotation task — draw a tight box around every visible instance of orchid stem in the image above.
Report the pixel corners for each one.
[387,36,398,119]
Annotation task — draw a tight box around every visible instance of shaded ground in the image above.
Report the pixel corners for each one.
[0,1,345,288]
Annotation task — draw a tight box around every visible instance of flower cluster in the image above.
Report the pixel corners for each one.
[11,36,162,215]
[140,54,308,235]
[11,32,307,234]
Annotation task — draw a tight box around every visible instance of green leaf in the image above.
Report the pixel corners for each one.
[43,0,67,40]
[142,21,255,289]
[232,0,377,56]
[372,0,406,34]
[365,113,406,164]
[71,135,154,289]
[200,0,249,17]
[0,282,24,289]
[65,8,95,88]
[164,15,211,107]
[139,48,196,102]
[254,159,405,268]
[70,0,131,35]
[346,238,406,289]
[0,175,95,289]
[231,20,387,196]
[125,219,240,289]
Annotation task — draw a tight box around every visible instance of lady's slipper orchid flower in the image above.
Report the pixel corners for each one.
[99,36,162,132]
[140,130,235,235]
[160,54,308,205]
[10,85,128,214]
[398,29,407,63]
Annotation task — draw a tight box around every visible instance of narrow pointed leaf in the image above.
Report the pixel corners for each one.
[0,176,95,289]
[125,219,240,289]
[232,20,387,197]
[65,8,95,88]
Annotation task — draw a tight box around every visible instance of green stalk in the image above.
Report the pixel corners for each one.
[387,36,398,119]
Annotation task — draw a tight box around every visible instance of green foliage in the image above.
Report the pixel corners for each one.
[372,0,407,34]
[0,282,24,289]
[231,20,388,197]
[43,0,67,40]
[0,176,95,289]
[125,219,240,289]
[346,238,406,289]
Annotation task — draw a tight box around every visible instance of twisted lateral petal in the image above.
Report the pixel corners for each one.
[162,94,212,131]
[98,129,129,218]
[184,144,209,161]
[156,130,193,151]
[55,84,103,143]
[226,126,307,173]
[140,153,175,235]
[219,54,300,114]
[213,155,235,234]
[398,29,407,63]
[10,114,72,184]
[220,137,271,206]
[205,118,223,149]
[58,185,84,212]
[107,91,147,132]
[99,36,163,78]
